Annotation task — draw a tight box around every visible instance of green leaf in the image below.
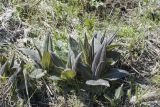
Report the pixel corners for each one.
[29,69,47,79]
[66,52,72,69]
[35,33,53,60]
[77,63,92,80]
[18,48,41,67]
[84,33,89,49]
[91,45,103,76]
[86,79,110,87]
[83,33,90,64]
[51,52,65,68]
[78,38,83,51]
[61,69,76,80]
[48,33,53,52]
[94,34,102,54]
[95,45,106,78]
[69,48,76,66]
[95,61,106,78]
[41,52,53,70]
[69,36,79,56]
[115,84,124,100]
[89,36,94,65]
[72,52,82,71]
[43,34,49,54]
[105,69,130,81]
[91,35,95,55]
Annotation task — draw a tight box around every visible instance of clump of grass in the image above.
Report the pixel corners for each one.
[118,26,136,37]
[151,74,160,85]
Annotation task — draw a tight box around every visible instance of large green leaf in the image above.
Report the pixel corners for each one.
[61,69,76,80]
[95,44,107,78]
[86,79,110,87]
[29,69,47,79]
[105,69,130,81]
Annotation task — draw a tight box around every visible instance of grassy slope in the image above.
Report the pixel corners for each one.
[0,0,160,106]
